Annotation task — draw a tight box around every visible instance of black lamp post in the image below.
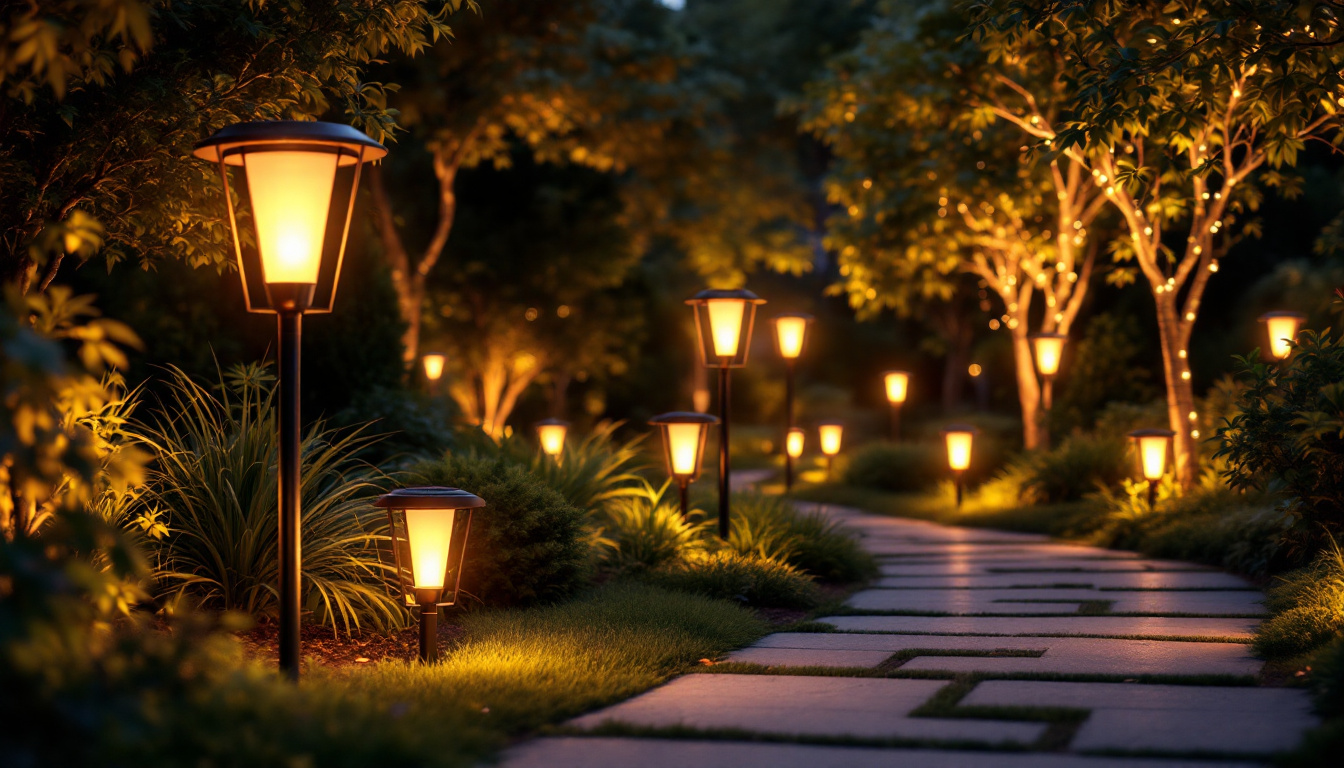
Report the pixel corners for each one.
[772,313,812,493]
[375,487,485,663]
[649,411,718,517]
[686,288,765,538]
[194,120,386,681]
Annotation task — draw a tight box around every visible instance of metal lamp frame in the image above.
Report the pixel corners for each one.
[1127,428,1175,507]
[649,411,719,517]
[772,313,813,493]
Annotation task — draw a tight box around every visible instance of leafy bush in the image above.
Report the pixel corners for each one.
[1012,434,1129,504]
[1218,330,1344,547]
[134,364,402,633]
[842,442,943,493]
[642,550,821,609]
[726,492,876,583]
[596,480,709,574]
[411,452,589,607]
[1255,543,1344,659]
[1049,312,1159,434]
[334,385,458,463]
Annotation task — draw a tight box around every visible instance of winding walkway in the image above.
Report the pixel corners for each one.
[503,502,1317,768]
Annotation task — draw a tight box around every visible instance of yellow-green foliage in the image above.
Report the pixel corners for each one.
[642,550,822,610]
[1256,543,1344,660]
[596,480,709,573]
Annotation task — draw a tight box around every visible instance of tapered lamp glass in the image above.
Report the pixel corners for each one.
[1258,311,1306,360]
[786,427,805,458]
[422,354,446,382]
[686,289,766,368]
[1030,333,1067,377]
[773,314,813,360]
[1127,428,1174,506]
[884,371,910,405]
[941,424,977,509]
[650,412,719,516]
[818,423,844,457]
[535,418,570,459]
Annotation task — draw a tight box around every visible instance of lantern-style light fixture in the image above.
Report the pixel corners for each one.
[649,412,719,517]
[773,313,814,492]
[1259,311,1306,360]
[786,427,806,460]
[883,371,911,441]
[686,288,766,538]
[1030,331,1067,414]
[375,487,485,663]
[194,120,385,682]
[941,425,977,508]
[818,421,844,481]
[535,418,570,461]
[422,353,446,388]
[1127,428,1174,506]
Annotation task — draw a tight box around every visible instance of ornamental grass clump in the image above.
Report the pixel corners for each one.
[596,480,709,574]
[642,551,822,609]
[1255,542,1344,660]
[134,364,403,634]
[726,492,876,583]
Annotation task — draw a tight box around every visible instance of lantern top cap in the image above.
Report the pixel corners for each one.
[1127,428,1176,439]
[1029,332,1068,340]
[1258,310,1307,321]
[941,423,979,435]
[773,312,814,321]
[535,417,570,427]
[685,288,765,305]
[193,120,388,166]
[649,411,720,425]
[374,486,486,509]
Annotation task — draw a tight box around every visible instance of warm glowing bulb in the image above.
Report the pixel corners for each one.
[404,508,456,589]
[786,428,805,458]
[774,316,808,359]
[422,354,445,381]
[884,371,910,404]
[693,388,711,413]
[945,431,974,471]
[819,424,843,456]
[1262,313,1304,360]
[666,423,703,477]
[243,150,338,284]
[1032,334,1066,377]
[538,423,567,456]
[706,299,747,358]
[1137,435,1169,481]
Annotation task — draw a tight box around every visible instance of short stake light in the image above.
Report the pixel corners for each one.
[535,418,570,462]
[1258,311,1306,360]
[941,425,977,508]
[375,487,485,663]
[883,371,911,441]
[194,120,386,682]
[649,412,719,517]
[773,313,813,492]
[1127,428,1174,507]
[422,353,446,390]
[1029,333,1066,447]
[786,427,805,470]
[818,421,844,481]
[686,288,766,538]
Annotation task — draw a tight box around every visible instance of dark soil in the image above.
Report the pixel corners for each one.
[237,619,467,669]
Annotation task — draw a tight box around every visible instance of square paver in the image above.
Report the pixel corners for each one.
[876,571,1253,589]
[818,615,1261,640]
[568,674,1046,745]
[725,633,1260,677]
[846,588,1264,616]
[961,681,1316,755]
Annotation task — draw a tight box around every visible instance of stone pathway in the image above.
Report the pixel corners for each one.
[501,502,1317,767]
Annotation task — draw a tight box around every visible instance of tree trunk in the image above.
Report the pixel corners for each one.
[1010,321,1045,451]
[1154,292,1199,488]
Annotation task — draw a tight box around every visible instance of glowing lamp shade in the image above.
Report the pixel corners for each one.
[375,486,485,608]
[773,313,813,360]
[884,371,910,404]
[818,422,844,457]
[649,412,718,483]
[535,418,570,458]
[192,120,387,313]
[942,425,977,472]
[686,289,766,368]
[1259,311,1306,360]
[1128,428,1174,482]
[786,427,805,458]
[1030,333,1067,377]
[422,354,446,382]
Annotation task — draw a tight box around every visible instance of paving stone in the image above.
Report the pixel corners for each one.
[846,588,1264,615]
[819,614,1261,639]
[876,571,1253,589]
[867,542,1140,558]
[501,738,1267,768]
[725,633,1259,676]
[567,674,1046,745]
[961,681,1316,755]
[879,560,1216,577]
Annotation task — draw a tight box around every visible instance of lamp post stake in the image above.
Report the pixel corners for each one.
[277,309,302,680]
[784,359,796,493]
[718,366,731,539]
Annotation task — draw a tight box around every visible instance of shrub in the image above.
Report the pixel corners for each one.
[1049,312,1159,434]
[726,492,876,583]
[411,452,589,607]
[134,364,403,634]
[1217,330,1344,547]
[596,481,709,574]
[334,385,458,463]
[642,550,821,609]
[1014,434,1129,504]
[842,442,943,493]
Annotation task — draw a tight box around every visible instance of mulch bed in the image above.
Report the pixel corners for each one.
[237,619,467,669]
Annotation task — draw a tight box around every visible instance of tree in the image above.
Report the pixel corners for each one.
[971,0,1344,485]
[0,0,457,293]
[801,0,1104,445]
